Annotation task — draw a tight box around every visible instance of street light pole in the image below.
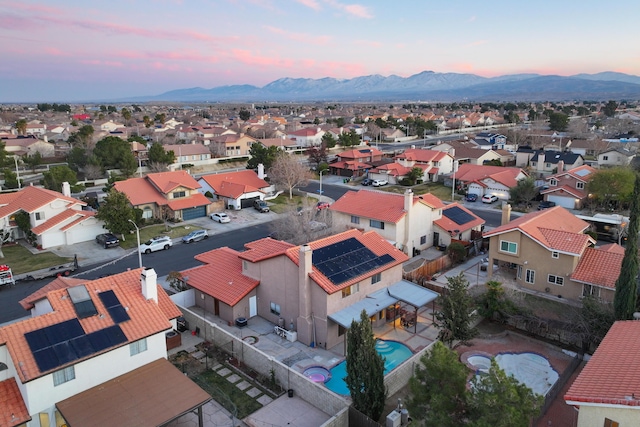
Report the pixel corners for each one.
[318,170,325,195]
[128,219,142,270]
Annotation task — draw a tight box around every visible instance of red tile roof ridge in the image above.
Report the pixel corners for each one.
[240,238,295,262]
[484,206,588,237]
[0,378,31,427]
[570,245,624,288]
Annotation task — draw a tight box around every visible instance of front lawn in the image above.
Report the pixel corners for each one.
[267,194,317,214]
[119,224,204,249]
[377,182,462,201]
[0,245,73,275]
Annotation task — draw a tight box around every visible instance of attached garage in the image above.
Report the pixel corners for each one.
[181,206,206,220]
[547,195,575,209]
[240,196,260,209]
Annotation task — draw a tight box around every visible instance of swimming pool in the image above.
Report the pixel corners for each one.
[303,366,331,383]
[324,339,413,395]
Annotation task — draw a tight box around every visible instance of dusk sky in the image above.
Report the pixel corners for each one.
[2,0,639,103]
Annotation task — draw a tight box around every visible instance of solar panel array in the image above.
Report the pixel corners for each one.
[443,206,475,226]
[25,319,127,372]
[312,237,395,285]
[98,290,130,323]
[68,285,98,319]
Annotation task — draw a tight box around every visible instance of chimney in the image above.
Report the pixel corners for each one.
[557,160,564,172]
[141,268,158,303]
[404,189,413,213]
[257,163,265,179]
[501,203,512,226]
[404,190,413,255]
[297,245,313,345]
[62,182,71,197]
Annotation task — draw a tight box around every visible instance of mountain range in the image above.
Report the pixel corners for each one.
[132,71,640,103]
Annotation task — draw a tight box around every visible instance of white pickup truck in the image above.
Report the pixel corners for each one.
[0,265,15,287]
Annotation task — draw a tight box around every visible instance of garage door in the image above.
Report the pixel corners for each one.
[241,196,259,209]
[182,206,206,220]
[547,195,575,209]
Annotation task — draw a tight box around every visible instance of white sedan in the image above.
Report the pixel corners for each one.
[372,179,388,187]
[210,212,231,223]
[482,194,498,203]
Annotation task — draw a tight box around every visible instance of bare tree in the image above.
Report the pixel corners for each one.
[83,164,104,180]
[269,198,333,244]
[268,153,312,199]
[148,161,170,173]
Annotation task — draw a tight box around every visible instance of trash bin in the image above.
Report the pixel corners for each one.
[235,317,248,328]
[288,389,294,398]
[177,316,188,332]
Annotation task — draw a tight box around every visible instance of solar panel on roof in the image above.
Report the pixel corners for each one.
[69,335,94,358]
[32,347,59,372]
[103,325,127,346]
[443,206,475,226]
[98,290,119,308]
[108,305,130,323]
[68,285,98,319]
[24,329,51,352]
[52,341,76,365]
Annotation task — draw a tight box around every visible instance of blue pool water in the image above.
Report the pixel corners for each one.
[324,339,413,395]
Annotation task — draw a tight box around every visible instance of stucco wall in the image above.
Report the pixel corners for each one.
[575,405,640,427]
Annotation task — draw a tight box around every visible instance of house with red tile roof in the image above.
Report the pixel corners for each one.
[328,189,449,256]
[329,147,384,178]
[565,321,640,427]
[569,243,624,302]
[0,268,210,427]
[197,169,274,210]
[541,164,596,209]
[113,170,211,221]
[287,127,324,147]
[181,229,438,350]
[0,185,107,249]
[454,163,529,201]
[392,148,455,182]
[208,133,256,157]
[164,143,211,165]
[483,206,596,301]
[433,203,485,246]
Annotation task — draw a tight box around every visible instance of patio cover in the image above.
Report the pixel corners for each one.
[328,280,439,329]
[56,358,211,427]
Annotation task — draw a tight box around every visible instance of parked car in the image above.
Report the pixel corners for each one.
[95,233,119,248]
[482,194,498,204]
[139,235,173,254]
[316,201,331,210]
[361,178,373,186]
[210,212,231,223]
[372,179,388,187]
[538,201,557,210]
[182,230,209,244]
[253,200,270,213]
[465,194,478,202]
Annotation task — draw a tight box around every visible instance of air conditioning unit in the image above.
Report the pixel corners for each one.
[386,411,401,427]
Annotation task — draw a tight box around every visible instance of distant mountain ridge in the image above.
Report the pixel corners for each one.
[132,71,640,102]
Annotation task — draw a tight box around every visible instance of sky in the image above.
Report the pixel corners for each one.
[1,0,640,103]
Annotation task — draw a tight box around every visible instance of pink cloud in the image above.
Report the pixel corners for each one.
[324,0,373,19]
[263,26,332,45]
[294,0,322,11]
[467,40,488,47]
[44,47,70,57]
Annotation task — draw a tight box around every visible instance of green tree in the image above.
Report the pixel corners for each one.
[143,115,152,128]
[67,125,94,148]
[119,151,138,177]
[247,144,279,170]
[67,147,87,172]
[93,136,130,169]
[586,167,635,210]
[154,113,166,124]
[405,167,423,185]
[239,109,251,121]
[407,341,469,426]
[435,272,477,346]
[469,359,542,426]
[95,190,137,238]
[2,169,20,189]
[22,152,42,173]
[548,112,569,131]
[614,172,640,320]
[42,165,78,193]
[338,129,360,147]
[602,100,618,117]
[447,241,466,264]
[321,132,337,149]
[15,119,27,135]
[509,176,537,206]
[121,107,131,121]
[0,142,10,168]
[147,143,175,165]
[345,310,386,422]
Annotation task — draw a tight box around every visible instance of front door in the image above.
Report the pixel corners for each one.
[249,296,257,317]
[214,298,220,316]
[433,232,440,246]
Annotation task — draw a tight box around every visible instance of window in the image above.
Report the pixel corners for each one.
[531,161,537,167]
[525,269,535,284]
[420,235,426,245]
[341,283,359,298]
[582,284,600,298]
[130,338,148,356]
[35,212,45,220]
[545,163,551,168]
[548,274,564,286]
[517,265,523,279]
[53,366,75,386]
[500,240,517,254]
[371,273,381,284]
[172,191,186,198]
[604,418,619,427]
[370,219,384,230]
[351,216,360,224]
[550,179,558,186]
[603,155,609,161]
[576,182,585,189]
[270,302,281,315]
[551,251,559,259]
[242,260,248,270]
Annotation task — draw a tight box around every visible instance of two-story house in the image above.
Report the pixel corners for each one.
[164,144,211,165]
[454,164,529,201]
[209,133,256,157]
[287,128,324,147]
[516,149,584,177]
[329,189,446,256]
[541,164,596,209]
[114,171,211,220]
[197,168,274,210]
[565,321,640,427]
[0,268,211,427]
[329,148,385,178]
[483,206,595,301]
[569,243,624,303]
[393,148,455,182]
[181,229,438,351]
[597,147,635,168]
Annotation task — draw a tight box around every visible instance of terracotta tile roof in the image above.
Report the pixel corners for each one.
[0,269,179,383]
[540,184,587,199]
[238,238,295,263]
[395,148,449,163]
[370,163,412,176]
[166,192,210,211]
[565,321,640,406]
[198,170,269,197]
[113,178,168,207]
[184,248,259,306]
[484,207,593,255]
[331,160,371,171]
[337,148,384,159]
[31,209,95,235]
[19,276,85,310]
[434,203,485,232]
[146,171,200,193]
[454,164,526,188]
[289,128,321,137]
[571,244,625,289]
[285,229,409,295]
[0,186,84,219]
[164,144,210,156]
[329,190,443,223]
[0,378,31,427]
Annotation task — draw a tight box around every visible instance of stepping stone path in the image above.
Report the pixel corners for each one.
[212,363,274,407]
